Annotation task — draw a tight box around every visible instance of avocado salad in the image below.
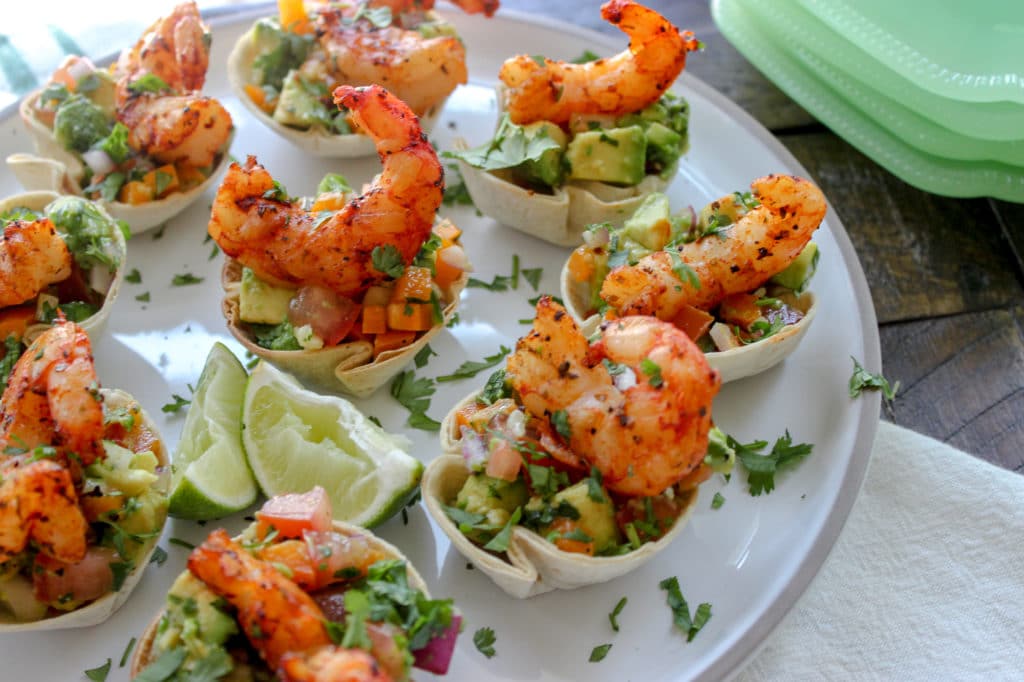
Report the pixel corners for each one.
[236,173,468,359]
[0,196,124,373]
[567,192,819,352]
[447,92,689,193]
[0,397,167,622]
[443,373,734,558]
[32,58,223,205]
[240,3,459,133]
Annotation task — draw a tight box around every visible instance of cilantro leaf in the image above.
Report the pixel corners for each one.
[161,394,191,414]
[474,626,497,658]
[478,368,511,405]
[149,546,168,566]
[135,291,151,303]
[84,659,111,681]
[371,244,405,278]
[444,114,562,173]
[317,172,352,195]
[572,49,601,63]
[589,643,612,662]
[587,467,606,503]
[119,637,137,668]
[521,267,543,291]
[133,647,186,682]
[127,73,171,95]
[711,492,725,509]
[390,370,439,431]
[435,345,510,382]
[467,274,513,291]
[659,576,711,642]
[640,358,664,388]
[551,409,572,440]
[442,164,476,207]
[730,430,813,496]
[414,344,437,369]
[668,250,700,290]
[171,273,203,286]
[98,122,131,163]
[109,560,134,591]
[251,320,301,351]
[848,357,899,403]
[124,268,141,284]
[609,596,627,632]
[483,507,522,552]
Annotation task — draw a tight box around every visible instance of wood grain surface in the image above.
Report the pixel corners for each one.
[504,0,1024,471]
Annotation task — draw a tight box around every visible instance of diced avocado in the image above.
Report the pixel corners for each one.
[621,193,672,251]
[239,267,296,325]
[644,122,684,177]
[130,450,159,474]
[83,71,117,118]
[94,442,158,497]
[251,18,284,54]
[250,19,313,90]
[160,572,238,658]
[543,481,621,552]
[565,125,647,186]
[770,241,819,292]
[697,193,747,232]
[272,70,331,129]
[512,121,568,188]
[53,94,110,153]
[416,20,458,39]
[455,473,529,542]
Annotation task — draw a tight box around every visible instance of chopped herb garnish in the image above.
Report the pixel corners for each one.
[483,507,521,552]
[466,273,513,291]
[609,596,627,632]
[132,648,186,682]
[109,560,134,591]
[711,492,725,509]
[371,244,405,278]
[527,293,564,307]
[435,345,510,382]
[474,626,497,658]
[572,49,601,63]
[208,243,220,260]
[848,357,899,404]
[119,637,137,667]
[587,467,606,503]
[390,370,439,431]
[640,358,664,388]
[161,394,191,414]
[442,164,476,207]
[84,659,112,681]
[367,415,382,428]
[124,268,141,284]
[168,537,195,550]
[444,114,562,176]
[127,73,171,94]
[668,250,700,289]
[728,430,814,496]
[530,54,547,67]
[521,267,543,291]
[659,576,711,642]
[149,546,168,566]
[414,344,436,369]
[589,643,613,662]
[171,273,203,286]
[135,291,151,303]
[551,409,572,440]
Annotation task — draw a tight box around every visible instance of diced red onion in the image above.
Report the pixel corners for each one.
[505,409,526,438]
[82,149,115,178]
[612,366,637,391]
[89,263,113,295]
[438,244,471,272]
[460,426,488,471]
[67,57,95,85]
[413,614,461,674]
[582,224,609,248]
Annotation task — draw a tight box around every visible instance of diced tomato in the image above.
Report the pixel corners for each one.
[288,286,359,346]
[256,487,333,540]
[484,440,521,482]
[373,330,417,358]
[0,304,35,341]
[386,302,434,331]
[718,293,762,329]
[361,305,388,335]
[432,219,461,244]
[670,304,715,342]
[390,266,433,303]
[548,518,595,556]
[32,547,117,606]
[567,246,595,283]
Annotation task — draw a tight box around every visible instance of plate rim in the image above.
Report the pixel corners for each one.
[0,4,881,680]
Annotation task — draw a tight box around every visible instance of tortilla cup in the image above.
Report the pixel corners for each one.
[227,24,447,158]
[221,258,466,398]
[454,151,673,248]
[560,257,819,384]
[10,92,232,235]
[130,520,431,676]
[0,388,169,632]
[424,391,699,599]
[0,190,126,345]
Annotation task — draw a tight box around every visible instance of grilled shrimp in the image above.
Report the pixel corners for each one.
[0,321,104,466]
[370,0,499,17]
[188,529,333,670]
[279,647,393,682]
[0,457,88,564]
[0,218,72,308]
[601,174,827,317]
[318,9,467,117]
[256,532,387,592]
[499,0,699,125]
[208,85,443,298]
[508,298,720,497]
[113,1,232,168]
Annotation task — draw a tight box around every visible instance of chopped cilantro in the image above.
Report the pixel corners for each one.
[444,114,562,176]
[640,358,664,388]
[729,430,814,496]
[127,73,171,94]
[435,345,510,382]
[317,172,352,195]
[551,410,572,440]
[587,467,606,503]
[84,659,111,681]
[124,268,141,284]
[390,370,439,431]
[168,537,195,550]
[149,546,168,566]
[572,49,601,63]
[109,560,134,591]
[521,267,543,291]
[132,647,186,682]
[474,626,497,658]
[589,644,612,662]
[466,273,513,291]
[609,596,627,632]
[711,492,725,509]
[659,576,711,642]
[171,273,203,286]
[135,291,151,303]
[161,394,191,414]
[442,164,475,207]
[668,250,700,289]
[119,637,137,668]
[371,244,405,278]
[414,344,436,369]
[478,368,511,405]
[483,507,521,552]
[848,357,899,404]
[98,122,130,163]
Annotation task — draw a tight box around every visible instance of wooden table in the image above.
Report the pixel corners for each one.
[509,0,1024,473]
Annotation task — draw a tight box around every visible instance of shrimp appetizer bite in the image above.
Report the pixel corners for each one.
[212,85,470,397]
[11,1,233,233]
[562,176,826,383]
[0,192,127,360]
[228,0,491,157]
[0,321,169,630]
[132,489,462,681]
[450,0,698,246]
[422,297,734,598]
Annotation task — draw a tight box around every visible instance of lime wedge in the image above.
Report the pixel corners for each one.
[242,361,422,527]
[168,342,257,519]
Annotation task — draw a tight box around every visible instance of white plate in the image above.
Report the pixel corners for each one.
[0,7,880,681]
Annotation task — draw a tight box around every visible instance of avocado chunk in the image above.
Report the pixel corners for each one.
[83,70,118,118]
[565,125,647,186]
[511,121,568,187]
[621,193,672,251]
[273,70,332,129]
[644,121,684,176]
[250,19,312,90]
[542,480,621,552]
[158,573,238,657]
[239,267,296,325]
[455,473,529,542]
[770,241,819,292]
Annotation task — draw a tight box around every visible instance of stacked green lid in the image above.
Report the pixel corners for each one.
[712,0,1024,201]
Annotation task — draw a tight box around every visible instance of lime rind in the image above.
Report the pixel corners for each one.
[168,342,257,519]
[242,361,422,528]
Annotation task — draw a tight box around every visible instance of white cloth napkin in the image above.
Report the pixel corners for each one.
[739,420,1024,680]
